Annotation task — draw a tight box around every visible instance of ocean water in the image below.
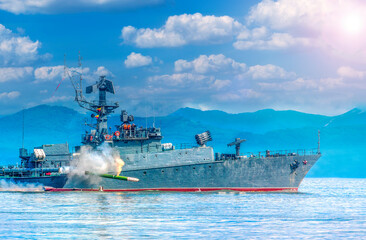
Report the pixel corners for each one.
[0,178,365,239]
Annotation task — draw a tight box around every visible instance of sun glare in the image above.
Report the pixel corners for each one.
[342,14,364,35]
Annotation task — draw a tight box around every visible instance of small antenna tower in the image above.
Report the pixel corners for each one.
[317,130,321,154]
[22,107,25,148]
[153,100,155,128]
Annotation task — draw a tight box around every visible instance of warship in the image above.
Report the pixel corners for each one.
[1,65,321,192]
[50,67,321,192]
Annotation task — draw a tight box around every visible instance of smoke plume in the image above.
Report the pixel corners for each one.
[0,180,44,192]
[66,143,125,186]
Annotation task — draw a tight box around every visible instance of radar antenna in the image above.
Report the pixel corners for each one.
[227,138,246,157]
[64,53,119,143]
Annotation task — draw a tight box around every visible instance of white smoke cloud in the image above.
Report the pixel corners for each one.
[66,144,124,186]
[0,180,44,192]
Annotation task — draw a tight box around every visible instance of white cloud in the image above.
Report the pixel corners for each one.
[247,64,295,79]
[0,91,20,100]
[234,32,310,50]
[121,13,244,47]
[211,79,231,89]
[34,65,64,82]
[34,65,111,83]
[242,0,366,55]
[246,0,336,31]
[42,95,73,103]
[174,54,292,82]
[0,67,33,82]
[175,54,246,74]
[0,24,46,65]
[337,66,365,79]
[0,0,164,14]
[124,52,152,68]
[148,73,208,87]
[94,66,113,77]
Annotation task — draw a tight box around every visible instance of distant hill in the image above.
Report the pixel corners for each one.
[0,105,365,178]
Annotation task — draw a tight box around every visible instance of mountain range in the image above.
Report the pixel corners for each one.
[1,105,365,178]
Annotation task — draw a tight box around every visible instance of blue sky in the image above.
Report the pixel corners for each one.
[0,0,365,116]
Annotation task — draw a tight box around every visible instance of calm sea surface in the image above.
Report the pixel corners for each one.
[0,178,365,239]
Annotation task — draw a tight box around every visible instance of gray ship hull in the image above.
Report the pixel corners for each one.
[1,175,68,189]
[60,153,320,192]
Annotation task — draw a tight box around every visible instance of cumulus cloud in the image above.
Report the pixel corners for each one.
[42,95,73,103]
[240,0,366,54]
[139,51,366,114]
[246,64,295,79]
[0,91,20,100]
[143,53,301,112]
[337,66,365,79]
[34,65,64,83]
[148,73,208,87]
[246,0,336,31]
[121,13,244,47]
[173,54,292,82]
[211,79,231,89]
[175,54,246,74]
[94,66,113,77]
[124,52,152,68]
[0,67,33,82]
[0,0,164,14]
[234,32,310,50]
[0,24,46,66]
[34,65,112,83]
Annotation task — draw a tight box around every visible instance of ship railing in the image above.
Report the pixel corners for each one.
[242,148,319,158]
[217,148,319,161]
[175,143,196,149]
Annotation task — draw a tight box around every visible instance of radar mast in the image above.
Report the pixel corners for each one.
[64,53,119,144]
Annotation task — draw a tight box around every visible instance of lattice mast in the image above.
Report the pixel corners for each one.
[64,54,119,140]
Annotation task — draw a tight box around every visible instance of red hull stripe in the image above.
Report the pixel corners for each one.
[44,187,298,192]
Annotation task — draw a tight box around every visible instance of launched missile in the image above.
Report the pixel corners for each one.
[85,171,139,182]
